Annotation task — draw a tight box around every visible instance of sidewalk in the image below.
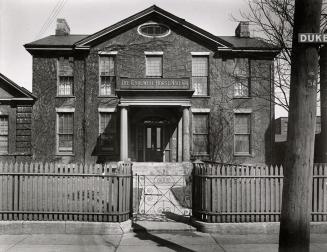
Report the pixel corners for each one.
[1,229,327,252]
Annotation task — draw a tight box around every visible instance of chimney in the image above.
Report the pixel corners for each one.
[56,18,70,36]
[235,21,250,38]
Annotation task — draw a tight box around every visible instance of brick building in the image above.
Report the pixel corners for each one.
[24,6,279,164]
[275,116,322,164]
[0,73,35,163]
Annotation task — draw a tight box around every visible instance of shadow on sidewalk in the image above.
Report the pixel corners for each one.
[132,223,196,252]
[162,211,191,225]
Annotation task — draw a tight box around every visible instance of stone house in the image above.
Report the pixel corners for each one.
[0,73,35,163]
[24,5,279,165]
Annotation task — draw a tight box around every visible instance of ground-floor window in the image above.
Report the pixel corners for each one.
[192,113,209,154]
[57,112,74,153]
[0,116,8,153]
[234,113,251,155]
[98,112,117,153]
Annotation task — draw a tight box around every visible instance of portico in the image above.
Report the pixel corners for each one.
[119,103,191,162]
[117,76,193,162]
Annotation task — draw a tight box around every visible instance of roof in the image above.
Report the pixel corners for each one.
[218,36,280,50]
[24,5,280,53]
[0,73,36,99]
[74,5,230,48]
[26,35,88,48]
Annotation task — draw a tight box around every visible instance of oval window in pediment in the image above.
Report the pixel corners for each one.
[138,23,170,37]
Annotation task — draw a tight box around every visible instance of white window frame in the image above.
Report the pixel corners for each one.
[0,115,9,154]
[138,23,171,38]
[57,57,74,96]
[98,110,117,153]
[56,108,74,155]
[99,54,116,96]
[145,52,163,77]
[233,58,250,98]
[191,54,209,96]
[233,111,252,156]
[192,112,209,155]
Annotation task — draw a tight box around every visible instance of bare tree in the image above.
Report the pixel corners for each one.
[238,0,327,112]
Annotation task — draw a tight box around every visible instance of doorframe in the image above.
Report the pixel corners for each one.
[130,108,180,162]
[144,123,165,162]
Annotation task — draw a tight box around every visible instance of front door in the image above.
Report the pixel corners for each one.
[145,126,163,162]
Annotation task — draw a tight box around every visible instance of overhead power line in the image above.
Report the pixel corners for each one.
[35,0,63,39]
[34,0,68,40]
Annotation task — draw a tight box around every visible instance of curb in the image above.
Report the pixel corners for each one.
[0,220,132,235]
[191,219,327,234]
[132,221,196,232]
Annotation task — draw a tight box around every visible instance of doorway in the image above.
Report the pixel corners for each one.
[145,125,163,162]
[130,108,180,162]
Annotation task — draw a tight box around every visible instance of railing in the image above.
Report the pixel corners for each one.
[0,162,132,222]
[193,161,327,223]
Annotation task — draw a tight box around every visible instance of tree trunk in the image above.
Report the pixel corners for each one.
[279,0,322,251]
[320,45,327,162]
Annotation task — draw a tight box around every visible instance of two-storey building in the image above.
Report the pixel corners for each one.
[0,73,35,163]
[24,5,279,164]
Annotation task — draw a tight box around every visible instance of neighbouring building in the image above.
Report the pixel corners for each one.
[24,5,279,165]
[275,116,323,164]
[0,73,36,163]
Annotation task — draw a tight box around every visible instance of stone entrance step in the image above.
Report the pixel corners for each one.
[132,162,192,175]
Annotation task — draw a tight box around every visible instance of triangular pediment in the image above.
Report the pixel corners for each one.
[75,5,231,49]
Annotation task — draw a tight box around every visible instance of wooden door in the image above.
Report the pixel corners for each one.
[145,126,163,162]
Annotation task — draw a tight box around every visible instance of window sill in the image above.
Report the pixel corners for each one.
[97,153,117,156]
[234,153,253,157]
[233,97,252,99]
[192,95,210,98]
[0,153,31,156]
[97,95,118,98]
[56,153,75,156]
[56,96,75,98]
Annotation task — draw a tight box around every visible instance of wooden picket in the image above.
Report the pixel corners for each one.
[0,161,132,222]
[193,161,327,223]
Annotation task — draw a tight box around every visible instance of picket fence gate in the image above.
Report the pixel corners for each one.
[193,161,327,223]
[0,162,132,222]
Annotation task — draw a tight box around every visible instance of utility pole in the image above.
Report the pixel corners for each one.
[279,0,322,251]
[320,45,327,162]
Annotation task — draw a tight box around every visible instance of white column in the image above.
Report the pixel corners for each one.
[120,106,128,161]
[182,106,190,161]
[177,117,183,162]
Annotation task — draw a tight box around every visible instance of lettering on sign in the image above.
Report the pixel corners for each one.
[298,33,327,43]
[120,78,190,90]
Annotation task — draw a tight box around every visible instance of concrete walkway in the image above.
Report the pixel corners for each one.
[1,231,327,252]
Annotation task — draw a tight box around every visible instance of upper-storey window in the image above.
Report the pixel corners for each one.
[0,116,8,154]
[146,56,162,77]
[138,23,170,37]
[233,58,250,97]
[99,56,116,96]
[192,56,208,96]
[58,57,73,96]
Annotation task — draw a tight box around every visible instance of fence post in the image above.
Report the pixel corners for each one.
[192,159,204,221]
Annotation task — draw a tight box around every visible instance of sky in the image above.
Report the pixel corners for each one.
[0,0,288,117]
